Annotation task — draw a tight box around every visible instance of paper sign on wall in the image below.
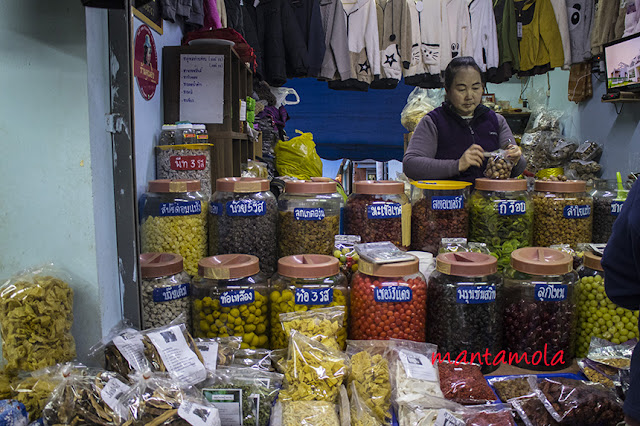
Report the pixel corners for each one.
[180,54,224,124]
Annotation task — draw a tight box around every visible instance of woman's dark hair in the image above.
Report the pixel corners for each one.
[444,57,484,91]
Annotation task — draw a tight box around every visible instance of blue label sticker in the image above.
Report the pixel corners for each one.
[209,202,223,216]
[563,205,591,219]
[367,203,402,219]
[226,200,266,216]
[611,201,624,216]
[456,285,496,304]
[294,208,326,221]
[295,288,333,305]
[152,283,190,302]
[431,196,464,211]
[374,286,413,303]
[220,289,255,307]
[158,201,202,216]
[497,200,526,216]
[535,284,568,301]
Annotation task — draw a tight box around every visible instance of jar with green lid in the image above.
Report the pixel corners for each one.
[410,180,472,255]
[278,180,343,257]
[191,254,269,349]
[270,255,349,349]
[591,180,627,243]
[469,178,533,271]
[210,178,277,275]
[533,180,593,247]
[503,247,578,370]
[575,251,639,357]
[140,179,208,276]
[345,180,410,250]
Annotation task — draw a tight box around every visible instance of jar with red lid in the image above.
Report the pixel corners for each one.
[350,256,427,341]
[345,181,410,250]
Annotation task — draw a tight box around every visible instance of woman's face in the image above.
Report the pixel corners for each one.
[446,66,483,117]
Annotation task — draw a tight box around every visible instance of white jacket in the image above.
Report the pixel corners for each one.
[405,0,442,78]
[469,0,499,72]
[623,0,640,37]
[441,0,473,70]
[342,0,381,79]
[550,0,572,69]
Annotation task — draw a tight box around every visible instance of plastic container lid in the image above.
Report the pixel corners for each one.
[474,178,527,192]
[534,180,587,193]
[162,124,177,130]
[358,256,420,278]
[193,124,206,130]
[583,251,604,272]
[354,180,404,195]
[411,180,472,190]
[510,247,573,275]
[140,253,184,278]
[278,255,340,279]
[435,252,497,276]
[285,180,337,194]
[148,179,201,193]
[198,254,260,279]
[177,123,193,129]
[216,177,269,193]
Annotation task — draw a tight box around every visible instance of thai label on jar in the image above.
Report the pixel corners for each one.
[367,202,402,219]
[398,349,437,381]
[294,287,333,305]
[202,388,243,426]
[294,207,326,221]
[226,200,266,216]
[210,202,223,216]
[170,155,207,170]
[563,205,591,219]
[152,283,190,303]
[159,200,202,216]
[434,410,465,426]
[611,201,624,216]
[431,196,464,210]
[374,285,413,303]
[535,284,568,301]
[178,400,219,426]
[456,285,497,304]
[220,289,255,307]
[498,200,526,216]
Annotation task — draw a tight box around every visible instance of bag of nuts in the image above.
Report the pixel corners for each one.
[484,150,513,180]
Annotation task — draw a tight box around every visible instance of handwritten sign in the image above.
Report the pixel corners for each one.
[180,54,224,124]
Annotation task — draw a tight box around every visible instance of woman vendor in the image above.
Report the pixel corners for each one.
[403,57,526,183]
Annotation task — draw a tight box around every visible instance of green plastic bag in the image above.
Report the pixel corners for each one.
[275,130,323,179]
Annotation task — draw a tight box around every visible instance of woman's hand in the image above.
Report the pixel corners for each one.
[505,144,522,162]
[458,144,485,172]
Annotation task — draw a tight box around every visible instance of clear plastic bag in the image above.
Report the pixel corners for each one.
[586,337,636,369]
[460,404,516,426]
[486,375,536,402]
[573,140,603,162]
[565,159,602,180]
[510,396,559,426]
[388,340,444,406]
[543,137,579,164]
[0,263,76,372]
[525,107,564,134]
[349,381,383,426]
[194,336,242,370]
[436,362,498,405]
[396,402,464,426]
[578,358,617,389]
[232,348,275,371]
[280,306,346,351]
[88,320,148,380]
[281,400,340,426]
[484,150,514,179]
[354,242,415,264]
[400,88,444,132]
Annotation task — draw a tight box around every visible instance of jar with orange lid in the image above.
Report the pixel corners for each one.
[504,247,578,370]
[209,177,277,274]
[427,252,503,373]
[191,254,269,349]
[140,179,208,276]
[345,180,410,250]
[269,255,349,349]
[533,180,593,247]
[350,256,426,342]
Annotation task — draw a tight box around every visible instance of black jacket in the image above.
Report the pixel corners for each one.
[290,0,326,77]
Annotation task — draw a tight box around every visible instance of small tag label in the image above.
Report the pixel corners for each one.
[434,409,465,426]
[295,287,333,305]
[294,208,326,221]
[456,285,497,304]
[563,205,591,219]
[159,201,202,216]
[220,289,255,307]
[209,202,223,216]
[240,100,247,121]
[112,329,146,372]
[202,388,243,426]
[178,400,219,426]
[498,200,526,215]
[374,285,413,303]
[147,325,207,385]
[611,201,624,216]
[152,283,190,303]
[196,341,219,371]
[101,378,131,418]
[170,155,207,170]
[431,196,464,211]
[399,349,437,381]
[517,21,523,39]
[535,284,568,301]
[367,203,402,219]
[226,200,266,216]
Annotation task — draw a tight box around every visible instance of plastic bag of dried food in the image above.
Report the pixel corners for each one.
[396,399,464,426]
[460,403,516,426]
[198,366,283,426]
[280,306,346,351]
[564,159,602,180]
[510,396,559,426]
[573,140,603,162]
[232,348,275,371]
[484,150,514,179]
[279,330,349,402]
[400,88,443,132]
[0,370,16,399]
[543,136,578,164]
[349,381,383,426]
[587,337,636,369]
[274,131,323,180]
[0,264,76,372]
[524,107,564,134]
[578,358,617,389]
[486,375,536,402]
[436,362,498,405]
[88,320,148,380]
[194,336,242,371]
[281,400,340,426]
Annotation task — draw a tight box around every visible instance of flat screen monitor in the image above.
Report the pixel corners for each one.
[604,32,640,93]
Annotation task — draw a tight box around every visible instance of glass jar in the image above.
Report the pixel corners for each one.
[591,180,627,243]
[270,255,349,349]
[155,144,213,197]
[278,181,343,257]
[350,256,427,342]
[427,252,502,373]
[503,247,578,370]
[159,124,177,145]
[469,179,533,272]
[410,180,472,255]
[575,252,639,357]
[140,179,208,276]
[191,254,269,349]
[194,124,209,143]
[533,180,593,247]
[176,122,196,145]
[209,178,277,275]
[345,181,410,250]
[140,253,191,330]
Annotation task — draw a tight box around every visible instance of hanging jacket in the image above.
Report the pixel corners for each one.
[591,0,623,55]
[490,0,519,83]
[514,0,564,74]
[371,0,411,89]
[566,0,594,64]
[225,0,244,34]
[290,0,327,77]
[623,0,640,37]
[469,0,499,74]
[550,0,571,69]
[441,0,473,69]
[318,0,351,80]
[404,0,444,88]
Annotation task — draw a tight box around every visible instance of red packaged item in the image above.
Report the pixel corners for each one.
[437,362,498,405]
[463,405,516,426]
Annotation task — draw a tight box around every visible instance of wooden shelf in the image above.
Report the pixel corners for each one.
[602,98,640,103]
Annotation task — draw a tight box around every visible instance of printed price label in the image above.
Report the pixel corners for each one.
[178,400,220,426]
[147,325,207,385]
[209,202,223,216]
[170,155,207,170]
[294,287,333,305]
[112,329,146,373]
[431,196,464,211]
[497,200,526,216]
[152,283,190,303]
[456,285,497,304]
[202,388,243,426]
[563,205,591,219]
[434,409,465,426]
[100,378,131,418]
[196,341,219,371]
[367,203,402,219]
[611,201,624,216]
[374,285,413,303]
[159,201,202,216]
[535,284,568,301]
[226,200,266,216]
[399,349,437,381]
[220,289,255,307]
[294,208,326,221]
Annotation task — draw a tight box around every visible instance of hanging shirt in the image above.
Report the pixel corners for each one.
[469,0,499,73]
[514,0,564,73]
[566,0,595,64]
[372,0,411,89]
[404,0,444,88]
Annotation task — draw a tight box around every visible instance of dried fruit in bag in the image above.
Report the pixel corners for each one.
[280,306,346,351]
[282,400,340,426]
[484,150,513,179]
[347,341,392,424]
[437,362,497,405]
